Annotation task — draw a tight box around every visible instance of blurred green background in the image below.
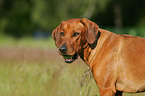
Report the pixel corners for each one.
[0,0,145,96]
[0,0,145,37]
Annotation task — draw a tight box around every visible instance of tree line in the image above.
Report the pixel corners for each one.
[0,0,145,37]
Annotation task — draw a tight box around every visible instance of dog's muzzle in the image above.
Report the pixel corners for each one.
[59,44,78,63]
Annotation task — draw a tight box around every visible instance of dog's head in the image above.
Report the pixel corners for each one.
[52,18,99,63]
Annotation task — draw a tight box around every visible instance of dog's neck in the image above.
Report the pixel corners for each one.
[78,29,112,69]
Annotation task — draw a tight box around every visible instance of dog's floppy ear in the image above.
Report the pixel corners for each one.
[52,25,62,48]
[81,18,99,44]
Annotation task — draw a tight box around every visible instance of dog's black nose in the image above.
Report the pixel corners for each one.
[59,45,67,53]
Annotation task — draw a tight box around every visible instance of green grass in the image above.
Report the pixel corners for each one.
[105,27,145,38]
[0,58,99,96]
[0,35,145,96]
[0,35,54,49]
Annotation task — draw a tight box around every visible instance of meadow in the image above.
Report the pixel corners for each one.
[0,35,145,96]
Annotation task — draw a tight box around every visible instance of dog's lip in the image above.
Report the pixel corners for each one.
[63,53,78,63]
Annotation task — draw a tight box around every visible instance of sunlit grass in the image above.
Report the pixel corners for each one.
[0,35,54,49]
[0,62,51,96]
[0,60,99,96]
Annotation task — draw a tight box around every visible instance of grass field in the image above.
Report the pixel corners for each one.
[0,35,145,96]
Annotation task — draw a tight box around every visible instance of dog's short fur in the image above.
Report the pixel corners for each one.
[52,18,145,96]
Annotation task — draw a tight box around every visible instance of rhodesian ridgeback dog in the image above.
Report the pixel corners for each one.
[52,18,145,96]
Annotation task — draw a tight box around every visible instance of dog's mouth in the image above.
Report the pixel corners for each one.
[63,53,78,63]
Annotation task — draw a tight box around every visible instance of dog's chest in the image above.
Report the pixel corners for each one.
[116,77,145,93]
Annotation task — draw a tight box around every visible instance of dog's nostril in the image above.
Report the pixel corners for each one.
[59,46,67,53]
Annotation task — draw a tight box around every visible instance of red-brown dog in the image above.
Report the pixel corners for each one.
[52,18,145,96]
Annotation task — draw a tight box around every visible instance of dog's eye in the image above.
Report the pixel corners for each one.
[60,32,64,36]
[73,32,80,37]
